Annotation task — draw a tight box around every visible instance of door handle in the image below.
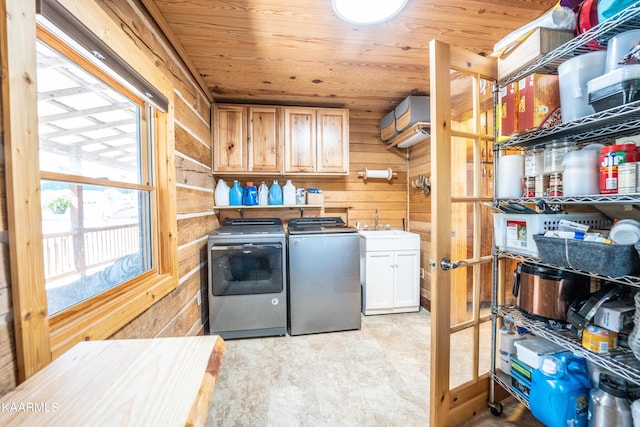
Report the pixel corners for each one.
[440,257,468,271]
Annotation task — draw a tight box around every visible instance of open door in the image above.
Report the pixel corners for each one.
[429,39,498,426]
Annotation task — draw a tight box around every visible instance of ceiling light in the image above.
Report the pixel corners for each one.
[332,0,408,25]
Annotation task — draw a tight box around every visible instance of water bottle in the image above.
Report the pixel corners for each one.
[283,179,296,205]
[214,178,229,206]
[243,181,257,206]
[229,180,243,206]
[269,180,282,205]
[588,374,633,427]
[258,181,269,206]
[530,354,590,427]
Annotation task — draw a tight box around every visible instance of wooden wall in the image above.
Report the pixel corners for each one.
[218,110,409,231]
[0,60,18,395]
[96,0,217,340]
[407,139,432,307]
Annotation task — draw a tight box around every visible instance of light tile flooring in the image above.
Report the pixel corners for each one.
[207,309,541,426]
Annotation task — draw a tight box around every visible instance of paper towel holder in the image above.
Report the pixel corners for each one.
[358,167,397,181]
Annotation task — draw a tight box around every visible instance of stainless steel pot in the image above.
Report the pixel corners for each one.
[513,263,590,321]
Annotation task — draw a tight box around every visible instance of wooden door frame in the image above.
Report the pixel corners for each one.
[429,39,497,427]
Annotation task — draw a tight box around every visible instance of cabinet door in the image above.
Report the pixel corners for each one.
[213,105,246,172]
[364,251,395,311]
[317,108,349,173]
[393,250,420,309]
[284,107,316,173]
[248,106,281,172]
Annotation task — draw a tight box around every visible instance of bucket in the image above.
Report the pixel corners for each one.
[558,51,607,122]
[529,354,590,427]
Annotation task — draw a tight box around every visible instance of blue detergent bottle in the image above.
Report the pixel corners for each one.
[529,353,591,427]
[243,181,258,206]
[269,180,283,205]
[229,180,243,206]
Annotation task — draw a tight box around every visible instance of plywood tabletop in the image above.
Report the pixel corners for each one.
[0,335,225,426]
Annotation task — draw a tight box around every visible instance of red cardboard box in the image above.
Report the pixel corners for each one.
[517,74,561,133]
[500,82,518,136]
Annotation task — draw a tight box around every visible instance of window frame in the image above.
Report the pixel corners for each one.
[2,0,178,381]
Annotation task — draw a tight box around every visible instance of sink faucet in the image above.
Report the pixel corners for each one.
[375,209,379,230]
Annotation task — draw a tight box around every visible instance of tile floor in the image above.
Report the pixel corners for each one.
[207,309,542,426]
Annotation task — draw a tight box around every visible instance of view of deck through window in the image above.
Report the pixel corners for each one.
[36,38,153,315]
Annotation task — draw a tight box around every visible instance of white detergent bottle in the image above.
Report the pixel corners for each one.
[214,178,229,206]
[283,179,296,205]
[258,181,269,205]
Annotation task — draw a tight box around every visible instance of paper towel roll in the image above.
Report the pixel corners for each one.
[359,168,395,180]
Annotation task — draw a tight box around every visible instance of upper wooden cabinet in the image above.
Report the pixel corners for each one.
[213,104,281,173]
[213,104,348,175]
[284,107,349,174]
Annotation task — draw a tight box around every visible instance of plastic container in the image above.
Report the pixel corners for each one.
[533,235,640,277]
[619,151,638,194]
[258,181,269,206]
[497,154,524,198]
[514,337,567,369]
[563,149,599,196]
[588,65,640,112]
[529,354,590,427]
[544,140,576,174]
[600,144,636,194]
[588,374,633,427]
[268,180,283,205]
[229,180,243,206]
[283,180,296,205]
[295,188,306,205]
[604,29,640,72]
[582,325,617,353]
[214,178,230,206]
[558,51,607,122]
[524,148,544,176]
[242,181,258,206]
[493,213,611,257]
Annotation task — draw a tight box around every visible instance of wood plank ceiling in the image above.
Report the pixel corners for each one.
[147,0,559,117]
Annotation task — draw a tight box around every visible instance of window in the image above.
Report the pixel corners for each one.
[37,36,154,316]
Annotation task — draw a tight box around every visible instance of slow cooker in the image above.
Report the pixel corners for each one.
[513,263,590,322]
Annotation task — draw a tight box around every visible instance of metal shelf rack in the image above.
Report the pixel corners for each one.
[488,1,640,417]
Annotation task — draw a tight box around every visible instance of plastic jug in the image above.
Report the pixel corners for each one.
[229,180,243,206]
[243,181,257,206]
[269,180,283,205]
[283,180,296,205]
[214,178,230,206]
[530,354,591,427]
[258,181,269,206]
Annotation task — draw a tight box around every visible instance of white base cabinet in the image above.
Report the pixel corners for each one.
[360,230,420,315]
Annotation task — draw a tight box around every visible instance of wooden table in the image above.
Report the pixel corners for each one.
[0,336,225,426]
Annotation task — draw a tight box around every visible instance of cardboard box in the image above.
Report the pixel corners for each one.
[500,82,518,136]
[306,192,324,205]
[594,300,634,333]
[498,28,575,81]
[517,74,561,133]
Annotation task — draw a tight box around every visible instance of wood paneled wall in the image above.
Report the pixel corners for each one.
[408,140,432,307]
[217,111,409,232]
[94,0,217,340]
[0,66,18,395]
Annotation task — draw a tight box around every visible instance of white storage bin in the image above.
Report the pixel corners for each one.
[514,337,567,369]
[493,213,611,257]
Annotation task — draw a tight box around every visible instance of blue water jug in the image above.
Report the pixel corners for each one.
[243,181,258,206]
[269,180,283,205]
[229,180,243,206]
[530,353,590,427]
